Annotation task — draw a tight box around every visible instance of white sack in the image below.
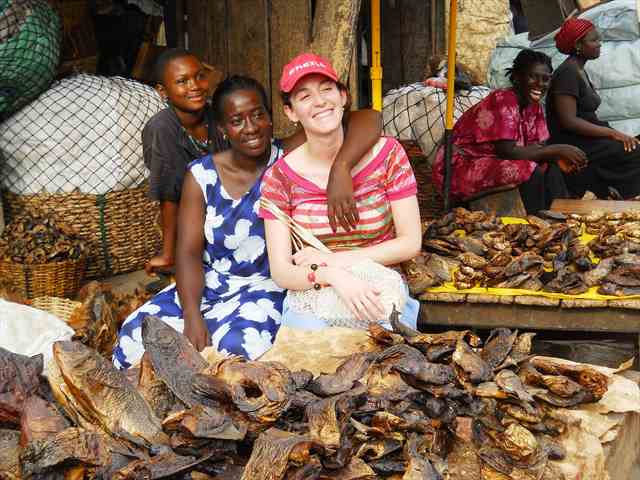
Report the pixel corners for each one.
[382,83,491,162]
[0,74,165,195]
[488,0,640,135]
[0,298,74,371]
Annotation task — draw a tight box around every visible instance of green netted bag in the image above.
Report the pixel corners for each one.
[0,0,61,118]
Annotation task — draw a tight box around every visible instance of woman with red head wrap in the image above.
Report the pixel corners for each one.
[546,17,640,199]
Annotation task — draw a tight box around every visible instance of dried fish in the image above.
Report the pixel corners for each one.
[474,382,509,400]
[142,315,208,408]
[477,447,514,476]
[309,352,375,396]
[402,434,443,480]
[0,348,43,425]
[490,423,538,461]
[137,353,181,420]
[453,340,492,384]
[52,341,168,445]
[540,375,584,398]
[202,358,295,424]
[241,428,321,480]
[322,457,377,479]
[0,210,86,264]
[0,429,21,480]
[426,254,453,282]
[494,370,534,403]
[112,451,212,480]
[543,268,588,295]
[459,252,487,269]
[369,323,406,347]
[498,402,544,424]
[481,329,518,370]
[19,395,70,447]
[504,253,544,277]
[162,404,246,441]
[530,388,595,408]
[378,345,455,386]
[403,255,441,295]
[20,427,114,476]
[529,357,608,400]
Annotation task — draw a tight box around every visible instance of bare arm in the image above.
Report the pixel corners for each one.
[291,196,422,268]
[175,172,209,351]
[553,93,612,138]
[280,110,383,232]
[327,196,422,266]
[494,140,586,169]
[327,109,383,232]
[145,201,178,274]
[264,218,386,321]
[554,94,639,151]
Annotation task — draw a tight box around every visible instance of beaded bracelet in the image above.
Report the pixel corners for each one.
[307,263,326,290]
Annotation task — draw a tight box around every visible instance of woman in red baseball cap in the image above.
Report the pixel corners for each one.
[546,17,640,199]
[259,53,422,330]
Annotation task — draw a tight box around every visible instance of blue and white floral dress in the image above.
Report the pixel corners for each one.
[113,146,285,369]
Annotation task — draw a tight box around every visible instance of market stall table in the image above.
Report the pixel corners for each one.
[418,292,640,363]
[551,198,640,215]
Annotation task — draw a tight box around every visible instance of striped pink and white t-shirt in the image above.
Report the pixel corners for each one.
[259,137,417,251]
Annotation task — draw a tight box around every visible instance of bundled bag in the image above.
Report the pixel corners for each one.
[261,198,407,329]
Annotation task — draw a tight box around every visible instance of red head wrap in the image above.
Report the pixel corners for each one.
[555,18,595,55]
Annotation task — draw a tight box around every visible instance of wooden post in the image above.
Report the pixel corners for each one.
[185,0,227,75]
[175,0,186,48]
[227,0,270,91]
[269,0,312,138]
[310,0,362,84]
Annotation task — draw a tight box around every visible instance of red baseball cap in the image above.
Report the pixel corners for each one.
[279,53,338,93]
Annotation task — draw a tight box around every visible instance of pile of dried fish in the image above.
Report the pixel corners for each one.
[67,281,151,357]
[0,210,85,264]
[588,222,640,258]
[0,311,609,479]
[579,210,640,236]
[408,208,640,296]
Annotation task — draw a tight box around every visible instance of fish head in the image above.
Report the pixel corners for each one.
[53,341,98,372]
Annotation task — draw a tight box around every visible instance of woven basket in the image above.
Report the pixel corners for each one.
[400,140,444,221]
[0,258,86,299]
[2,185,161,279]
[31,295,81,322]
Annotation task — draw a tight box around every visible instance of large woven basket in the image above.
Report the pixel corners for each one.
[31,295,81,322]
[2,185,161,279]
[400,140,444,221]
[0,258,86,299]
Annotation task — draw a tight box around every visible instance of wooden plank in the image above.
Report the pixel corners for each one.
[399,0,430,84]
[227,0,270,92]
[310,0,362,83]
[420,301,640,333]
[382,0,404,93]
[348,38,360,109]
[175,0,186,48]
[187,0,227,76]
[269,0,312,137]
[550,199,640,215]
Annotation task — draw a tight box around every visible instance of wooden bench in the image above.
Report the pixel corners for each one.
[465,184,526,217]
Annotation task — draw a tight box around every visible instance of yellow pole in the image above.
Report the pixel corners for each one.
[371,0,382,111]
[443,0,458,211]
[445,0,458,129]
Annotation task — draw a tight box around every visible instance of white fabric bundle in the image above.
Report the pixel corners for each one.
[0,74,165,194]
[382,83,490,162]
[488,0,640,136]
[0,299,74,372]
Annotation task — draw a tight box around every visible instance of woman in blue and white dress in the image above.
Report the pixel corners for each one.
[113,77,285,368]
[113,75,382,368]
